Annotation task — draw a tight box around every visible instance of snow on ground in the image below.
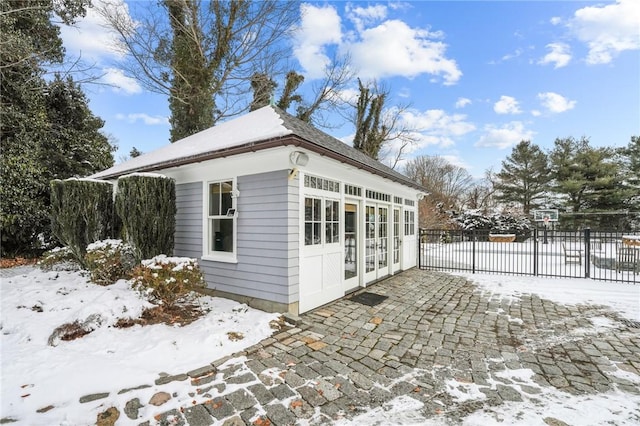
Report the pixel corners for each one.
[455,273,640,321]
[0,267,279,425]
[2,267,640,425]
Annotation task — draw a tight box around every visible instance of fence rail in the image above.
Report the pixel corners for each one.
[418,228,639,284]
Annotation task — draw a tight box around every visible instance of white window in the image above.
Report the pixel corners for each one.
[325,200,339,244]
[304,197,322,245]
[304,197,340,246]
[404,210,415,236]
[207,180,236,259]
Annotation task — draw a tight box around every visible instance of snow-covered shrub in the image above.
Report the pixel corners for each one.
[84,239,136,286]
[131,255,205,308]
[491,214,532,241]
[115,174,176,262]
[452,210,533,241]
[39,246,81,271]
[50,178,115,265]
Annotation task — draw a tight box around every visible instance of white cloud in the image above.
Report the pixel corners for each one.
[344,19,461,84]
[550,16,562,25]
[494,96,522,115]
[501,48,523,61]
[537,92,576,113]
[441,155,470,170]
[294,4,343,79]
[455,97,471,109]
[58,0,130,62]
[293,4,462,85]
[475,122,535,149]
[569,0,640,64]
[400,109,476,148]
[102,68,142,94]
[345,4,388,31]
[531,110,542,117]
[538,42,572,68]
[115,113,168,126]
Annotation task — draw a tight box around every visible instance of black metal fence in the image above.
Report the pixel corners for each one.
[418,228,639,284]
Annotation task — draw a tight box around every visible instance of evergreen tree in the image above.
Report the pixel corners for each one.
[0,0,113,256]
[549,137,630,217]
[493,140,550,215]
[619,136,640,210]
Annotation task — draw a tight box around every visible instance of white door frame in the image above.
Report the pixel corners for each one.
[364,202,391,283]
[392,207,402,273]
[343,199,361,292]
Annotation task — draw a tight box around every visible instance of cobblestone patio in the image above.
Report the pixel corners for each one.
[74,270,640,424]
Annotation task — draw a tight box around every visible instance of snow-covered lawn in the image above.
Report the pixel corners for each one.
[0,267,280,425]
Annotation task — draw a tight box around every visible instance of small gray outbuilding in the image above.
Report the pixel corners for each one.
[93,106,425,314]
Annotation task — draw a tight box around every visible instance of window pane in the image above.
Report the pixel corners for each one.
[313,223,320,244]
[221,181,233,213]
[305,198,313,221]
[211,218,233,252]
[209,183,221,216]
[313,198,321,221]
[305,223,313,245]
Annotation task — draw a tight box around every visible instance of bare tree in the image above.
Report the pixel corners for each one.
[346,79,418,168]
[248,54,355,127]
[98,0,299,141]
[464,169,497,215]
[404,156,474,227]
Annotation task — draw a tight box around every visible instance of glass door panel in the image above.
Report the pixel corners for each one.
[378,207,388,269]
[393,208,400,267]
[365,205,376,273]
[344,203,358,280]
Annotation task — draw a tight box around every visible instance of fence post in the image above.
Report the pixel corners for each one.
[533,228,538,276]
[472,229,476,274]
[584,228,591,278]
[418,229,422,269]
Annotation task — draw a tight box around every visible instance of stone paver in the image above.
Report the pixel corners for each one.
[10,270,638,425]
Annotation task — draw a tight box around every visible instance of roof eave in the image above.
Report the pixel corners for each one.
[96,135,426,193]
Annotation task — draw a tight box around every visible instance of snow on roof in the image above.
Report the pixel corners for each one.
[92,106,292,179]
[91,105,425,191]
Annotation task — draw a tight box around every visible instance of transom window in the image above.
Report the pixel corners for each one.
[208,180,235,254]
[345,184,362,197]
[304,174,340,192]
[366,189,390,202]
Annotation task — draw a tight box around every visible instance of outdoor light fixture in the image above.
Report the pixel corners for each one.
[289,151,309,167]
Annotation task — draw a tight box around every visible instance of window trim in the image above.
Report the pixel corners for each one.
[303,195,341,247]
[202,178,238,263]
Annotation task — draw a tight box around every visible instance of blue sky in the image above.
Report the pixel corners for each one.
[59,0,639,178]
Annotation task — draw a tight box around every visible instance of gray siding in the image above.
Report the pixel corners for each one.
[174,182,202,258]
[185,170,299,304]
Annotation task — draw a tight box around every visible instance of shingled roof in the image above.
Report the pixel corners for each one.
[91,105,424,191]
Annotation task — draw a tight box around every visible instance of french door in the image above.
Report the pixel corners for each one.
[365,203,390,283]
[344,202,360,291]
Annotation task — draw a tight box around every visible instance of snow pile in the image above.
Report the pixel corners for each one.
[0,267,279,424]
